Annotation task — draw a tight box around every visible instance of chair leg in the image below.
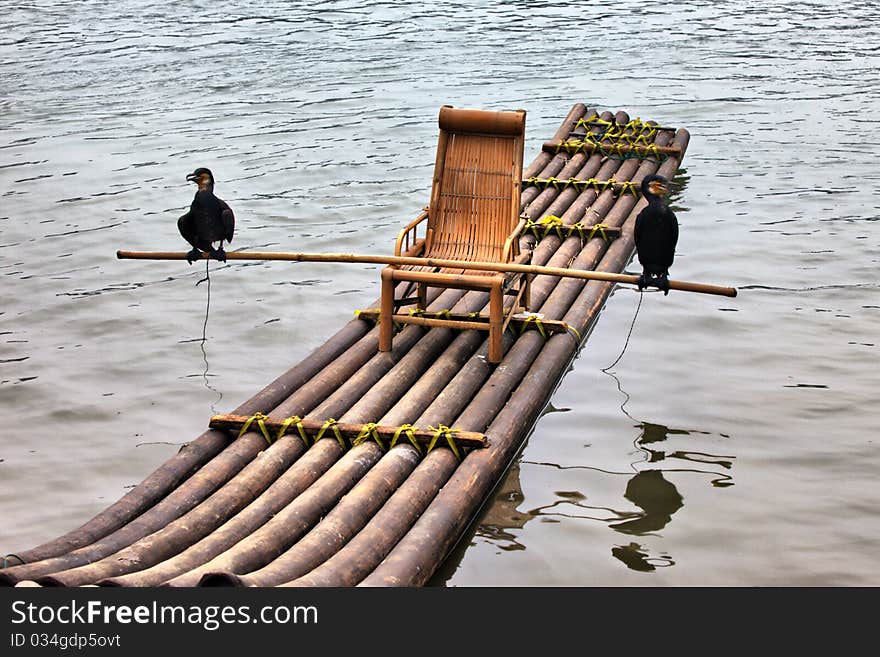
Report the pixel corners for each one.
[522,274,531,312]
[379,269,395,352]
[417,282,427,311]
[489,281,503,363]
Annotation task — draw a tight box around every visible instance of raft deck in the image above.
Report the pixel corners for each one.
[0,104,689,587]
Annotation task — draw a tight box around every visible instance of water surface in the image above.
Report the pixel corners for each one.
[1,0,878,585]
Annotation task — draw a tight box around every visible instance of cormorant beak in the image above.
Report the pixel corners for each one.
[649,181,670,196]
[186,172,198,183]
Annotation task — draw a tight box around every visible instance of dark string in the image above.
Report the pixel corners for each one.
[196,259,222,412]
[601,288,643,373]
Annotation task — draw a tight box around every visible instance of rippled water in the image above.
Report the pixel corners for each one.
[1,1,878,586]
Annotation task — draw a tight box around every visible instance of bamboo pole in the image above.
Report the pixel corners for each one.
[116,250,736,298]
[542,138,683,157]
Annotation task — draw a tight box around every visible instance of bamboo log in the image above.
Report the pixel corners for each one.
[116,250,736,298]
[101,123,574,588]
[189,289,493,586]
[0,316,372,577]
[282,331,514,587]
[359,128,691,586]
[35,434,307,588]
[98,442,342,587]
[522,103,589,181]
[275,111,666,586]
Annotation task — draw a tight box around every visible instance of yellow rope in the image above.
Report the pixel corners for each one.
[353,422,385,450]
[239,412,273,445]
[536,214,565,239]
[390,423,422,455]
[520,314,547,339]
[588,223,610,242]
[276,415,311,446]
[427,425,463,461]
[316,418,347,449]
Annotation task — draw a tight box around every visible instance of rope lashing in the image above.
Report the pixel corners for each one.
[427,424,463,461]
[276,415,312,446]
[238,412,273,445]
[588,223,610,241]
[316,418,347,449]
[567,324,582,344]
[573,115,669,144]
[390,423,422,454]
[519,314,547,339]
[524,177,641,197]
[526,214,565,239]
[524,217,618,245]
[353,422,385,450]
[551,140,669,161]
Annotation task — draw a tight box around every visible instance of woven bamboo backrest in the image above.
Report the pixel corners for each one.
[426,107,526,264]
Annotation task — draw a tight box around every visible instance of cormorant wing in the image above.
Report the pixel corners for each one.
[178,210,197,247]
[633,206,645,247]
[219,200,234,243]
[667,208,679,263]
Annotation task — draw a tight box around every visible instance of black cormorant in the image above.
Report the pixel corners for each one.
[633,173,678,294]
[178,168,235,264]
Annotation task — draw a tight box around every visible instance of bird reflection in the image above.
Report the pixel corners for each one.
[472,461,531,552]
[611,542,674,572]
[429,412,735,582]
[609,469,683,535]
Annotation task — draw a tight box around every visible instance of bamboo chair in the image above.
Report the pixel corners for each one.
[379,106,530,363]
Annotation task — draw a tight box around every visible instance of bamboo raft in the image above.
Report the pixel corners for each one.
[0,104,724,587]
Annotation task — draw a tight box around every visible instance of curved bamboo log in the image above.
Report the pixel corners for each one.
[1,317,372,572]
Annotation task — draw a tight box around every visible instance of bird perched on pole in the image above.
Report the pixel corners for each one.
[633,173,678,294]
[178,167,235,264]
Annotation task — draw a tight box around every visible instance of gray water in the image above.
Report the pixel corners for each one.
[1,0,878,586]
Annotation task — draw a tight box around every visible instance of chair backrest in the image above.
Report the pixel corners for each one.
[426,106,526,264]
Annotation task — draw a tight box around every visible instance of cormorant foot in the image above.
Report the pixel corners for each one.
[637,272,649,290]
[658,273,670,295]
[185,248,203,265]
[210,247,227,263]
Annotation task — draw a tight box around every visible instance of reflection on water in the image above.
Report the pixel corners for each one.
[433,414,736,581]
[611,542,674,573]
[610,469,683,535]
